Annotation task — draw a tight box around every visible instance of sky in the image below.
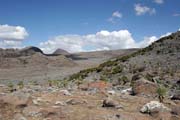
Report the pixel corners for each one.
[0,0,180,53]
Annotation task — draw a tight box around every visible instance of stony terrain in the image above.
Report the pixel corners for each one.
[0,82,179,120]
[0,31,180,120]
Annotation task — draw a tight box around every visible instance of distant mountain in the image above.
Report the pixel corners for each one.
[0,46,43,58]
[20,46,43,56]
[68,31,180,90]
[0,46,137,82]
[53,48,69,55]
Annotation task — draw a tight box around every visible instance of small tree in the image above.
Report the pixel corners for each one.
[8,82,14,92]
[18,81,24,89]
[157,85,167,103]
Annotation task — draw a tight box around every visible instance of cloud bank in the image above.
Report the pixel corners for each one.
[40,30,169,54]
[0,24,28,48]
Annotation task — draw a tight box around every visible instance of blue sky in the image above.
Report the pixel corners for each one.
[0,0,180,53]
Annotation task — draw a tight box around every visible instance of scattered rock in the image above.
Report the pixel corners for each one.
[171,106,180,116]
[0,92,30,108]
[140,101,170,114]
[107,90,116,95]
[171,90,180,100]
[66,98,87,105]
[59,90,72,96]
[132,78,158,96]
[102,98,123,109]
[13,113,27,120]
[23,105,41,117]
[121,87,132,95]
[55,101,66,106]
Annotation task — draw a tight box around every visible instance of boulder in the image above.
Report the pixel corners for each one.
[0,92,31,108]
[13,113,27,120]
[132,78,158,96]
[171,90,180,100]
[66,98,87,105]
[121,87,132,95]
[55,101,66,106]
[107,90,116,95]
[59,90,71,96]
[140,101,170,114]
[171,106,180,116]
[102,98,123,109]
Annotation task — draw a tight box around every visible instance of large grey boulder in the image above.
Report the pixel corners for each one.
[140,101,170,114]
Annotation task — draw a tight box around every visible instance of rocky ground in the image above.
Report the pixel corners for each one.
[0,31,180,120]
[0,81,180,120]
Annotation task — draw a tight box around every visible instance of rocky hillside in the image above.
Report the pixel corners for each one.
[67,31,180,90]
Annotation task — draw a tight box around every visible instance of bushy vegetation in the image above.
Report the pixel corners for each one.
[48,80,68,88]
[17,81,24,89]
[8,82,14,92]
[118,76,129,85]
[111,66,123,74]
[157,85,167,103]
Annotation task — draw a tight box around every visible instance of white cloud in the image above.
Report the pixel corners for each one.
[0,24,28,41]
[40,30,171,54]
[138,36,158,47]
[40,30,136,53]
[134,4,156,16]
[0,24,28,48]
[154,0,164,4]
[112,11,122,18]
[108,11,122,23]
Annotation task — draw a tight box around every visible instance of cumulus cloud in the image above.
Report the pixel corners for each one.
[138,36,158,47]
[0,24,28,41]
[39,30,171,54]
[154,0,164,4]
[108,11,122,23]
[134,4,156,16]
[0,24,28,48]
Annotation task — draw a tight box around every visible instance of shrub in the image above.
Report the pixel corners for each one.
[111,66,123,74]
[157,85,167,103]
[118,76,128,85]
[18,81,24,89]
[48,80,53,87]
[8,82,14,92]
[100,75,109,82]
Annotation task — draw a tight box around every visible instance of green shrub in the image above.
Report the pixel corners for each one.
[18,81,24,89]
[111,66,123,74]
[118,76,128,85]
[100,75,108,82]
[8,82,14,92]
[157,85,167,103]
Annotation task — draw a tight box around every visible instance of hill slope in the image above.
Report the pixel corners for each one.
[67,31,180,89]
